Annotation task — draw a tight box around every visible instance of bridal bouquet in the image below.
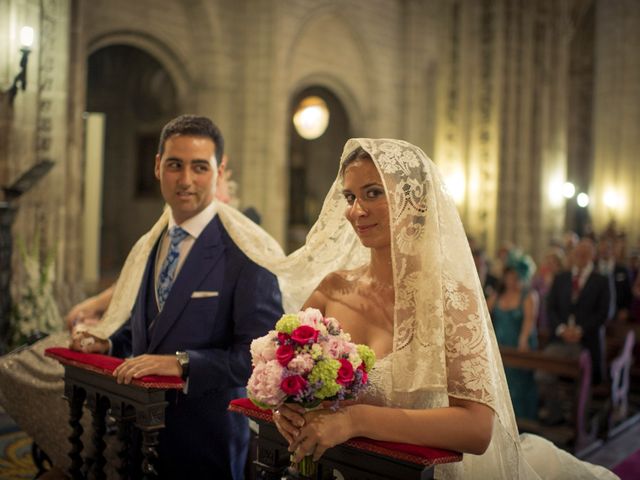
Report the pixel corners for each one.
[247,308,375,477]
[247,307,376,410]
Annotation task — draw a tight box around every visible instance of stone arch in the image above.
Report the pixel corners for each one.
[284,6,373,134]
[86,44,181,277]
[87,31,192,108]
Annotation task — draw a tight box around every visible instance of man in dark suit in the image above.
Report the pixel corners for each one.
[546,238,611,384]
[596,238,632,321]
[72,115,283,478]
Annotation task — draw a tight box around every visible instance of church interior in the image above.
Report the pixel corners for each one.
[0,0,639,478]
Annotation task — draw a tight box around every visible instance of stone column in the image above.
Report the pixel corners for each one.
[592,0,640,242]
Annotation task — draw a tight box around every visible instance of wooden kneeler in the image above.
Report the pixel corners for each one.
[229,398,462,480]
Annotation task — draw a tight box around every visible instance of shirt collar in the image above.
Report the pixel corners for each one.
[168,201,218,239]
[572,261,593,280]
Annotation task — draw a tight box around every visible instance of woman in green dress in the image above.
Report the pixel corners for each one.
[488,263,539,420]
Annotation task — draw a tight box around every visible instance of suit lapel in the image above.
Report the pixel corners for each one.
[131,235,163,354]
[577,272,596,302]
[147,217,226,352]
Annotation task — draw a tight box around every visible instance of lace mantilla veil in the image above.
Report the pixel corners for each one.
[87,139,612,479]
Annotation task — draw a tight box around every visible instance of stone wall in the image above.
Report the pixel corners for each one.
[1,0,82,314]
[3,0,640,310]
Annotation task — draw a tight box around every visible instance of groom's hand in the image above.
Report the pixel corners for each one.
[113,354,182,384]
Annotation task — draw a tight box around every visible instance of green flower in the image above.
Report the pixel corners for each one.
[356,345,376,371]
[310,344,323,360]
[275,314,301,334]
[308,359,341,399]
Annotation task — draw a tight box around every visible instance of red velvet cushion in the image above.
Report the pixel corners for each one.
[45,347,184,389]
[228,398,462,466]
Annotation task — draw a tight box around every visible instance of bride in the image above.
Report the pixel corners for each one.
[271,139,617,479]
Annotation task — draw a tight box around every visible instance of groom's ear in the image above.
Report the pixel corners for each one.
[154,154,162,180]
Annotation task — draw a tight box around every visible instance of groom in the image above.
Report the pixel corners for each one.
[71,114,283,479]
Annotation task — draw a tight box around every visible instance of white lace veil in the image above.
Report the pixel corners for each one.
[227,138,526,477]
[88,138,528,478]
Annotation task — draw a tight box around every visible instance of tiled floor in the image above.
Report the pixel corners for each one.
[584,416,640,470]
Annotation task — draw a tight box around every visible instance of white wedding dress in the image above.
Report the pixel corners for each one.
[363,353,617,479]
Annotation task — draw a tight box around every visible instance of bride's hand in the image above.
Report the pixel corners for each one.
[273,403,306,444]
[288,407,355,462]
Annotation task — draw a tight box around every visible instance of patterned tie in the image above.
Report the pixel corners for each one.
[571,270,581,302]
[156,226,189,310]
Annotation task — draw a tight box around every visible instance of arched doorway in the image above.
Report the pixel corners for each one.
[287,86,351,252]
[86,45,179,283]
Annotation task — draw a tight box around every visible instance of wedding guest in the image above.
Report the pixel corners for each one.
[547,239,611,384]
[596,238,632,322]
[488,263,539,420]
[270,139,616,479]
[531,248,564,340]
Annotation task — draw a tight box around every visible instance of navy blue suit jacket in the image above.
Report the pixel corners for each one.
[110,216,283,479]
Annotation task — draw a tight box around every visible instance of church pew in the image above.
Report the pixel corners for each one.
[499,346,601,457]
[595,327,638,438]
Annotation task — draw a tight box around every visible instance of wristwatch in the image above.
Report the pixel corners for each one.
[175,351,190,379]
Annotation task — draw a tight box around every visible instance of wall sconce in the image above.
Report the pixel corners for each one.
[4,26,34,106]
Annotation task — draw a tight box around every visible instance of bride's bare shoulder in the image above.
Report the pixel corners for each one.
[320,266,365,291]
[303,267,366,310]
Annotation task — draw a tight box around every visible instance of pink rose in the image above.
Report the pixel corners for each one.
[276,344,296,366]
[298,307,324,327]
[287,353,314,374]
[281,375,308,395]
[358,364,368,384]
[337,358,355,385]
[290,325,319,345]
[322,337,345,359]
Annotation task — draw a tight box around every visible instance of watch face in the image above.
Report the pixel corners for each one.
[176,352,188,365]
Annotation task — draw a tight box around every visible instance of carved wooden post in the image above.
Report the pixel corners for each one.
[114,414,135,479]
[141,430,160,478]
[86,393,109,480]
[136,402,166,478]
[65,383,86,480]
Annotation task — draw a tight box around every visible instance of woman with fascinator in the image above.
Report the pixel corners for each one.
[271,139,616,479]
[487,254,539,420]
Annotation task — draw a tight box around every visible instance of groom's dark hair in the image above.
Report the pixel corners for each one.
[157,114,224,164]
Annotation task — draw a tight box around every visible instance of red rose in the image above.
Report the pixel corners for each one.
[337,358,355,385]
[358,363,368,384]
[281,375,308,395]
[276,344,295,366]
[277,332,290,344]
[290,325,319,345]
